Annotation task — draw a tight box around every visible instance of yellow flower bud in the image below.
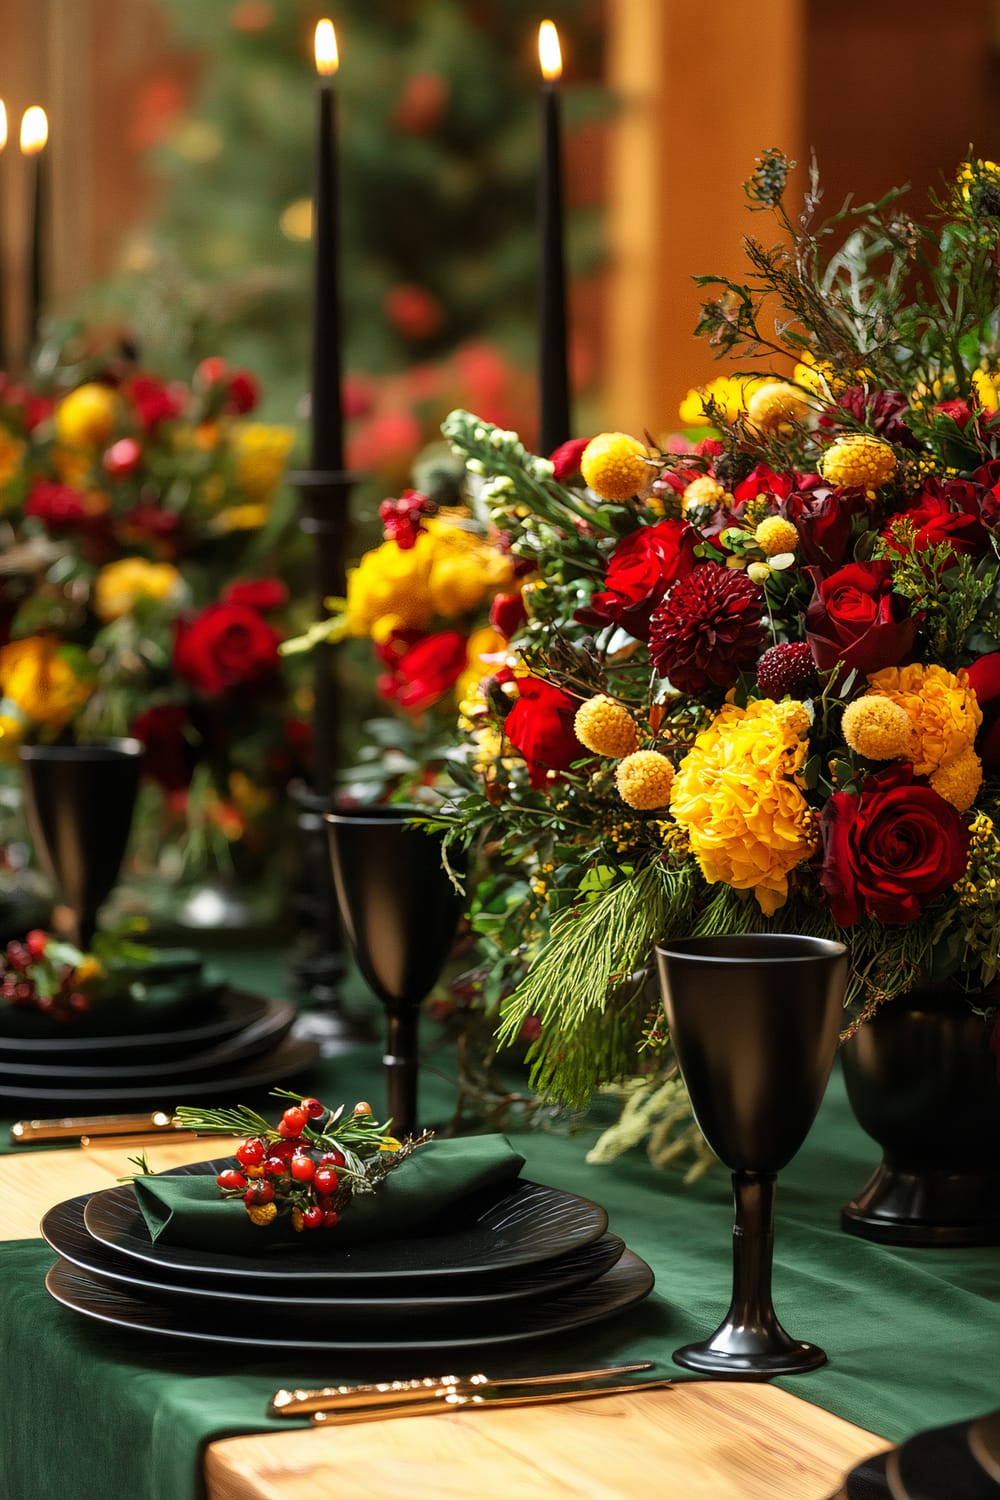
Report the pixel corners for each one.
[580,433,650,501]
[841,696,912,760]
[615,750,675,810]
[746,381,813,435]
[754,516,799,557]
[246,1201,278,1227]
[820,434,896,489]
[574,695,639,758]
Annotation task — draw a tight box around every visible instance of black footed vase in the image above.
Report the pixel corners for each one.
[655,933,847,1378]
[325,806,463,1137]
[18,739,143,951]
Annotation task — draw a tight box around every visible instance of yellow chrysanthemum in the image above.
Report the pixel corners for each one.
[840,697,912,760]
[615,750,675,809]
[426,520,515,617]
[0,637,93,732]
[820,434,896,490]
[930,745,982,813]
[865,664,982,777]
[231,423,295,502]
[93,558,183,623]
[54,383,120,449]
[574,695,639,759]
[677,375,765,427]
[455,625,507,705]
[754,516,799,558]
[746,381,813,435]
[682,474,726,515]
[971,368,1000,413]
[669,699,817,915]
[580,433,650,501]
[0,424,26,492]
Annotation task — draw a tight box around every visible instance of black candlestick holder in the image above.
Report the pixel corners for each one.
[287,467,373,1047]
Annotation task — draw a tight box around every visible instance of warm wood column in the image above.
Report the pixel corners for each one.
[604,0,806,436]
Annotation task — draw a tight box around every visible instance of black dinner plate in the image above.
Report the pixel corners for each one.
[83,1162,611,1286]
[44,1249,654,1352]
[41,1191,627,1320]
[0,987,272,1065]
[0,1034,320,1111]
[4,999,296,1083]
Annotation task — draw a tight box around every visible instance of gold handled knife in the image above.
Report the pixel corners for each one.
[10,1111,185,1144]
[311,1375,673,1425]
[270,1361,656,1417]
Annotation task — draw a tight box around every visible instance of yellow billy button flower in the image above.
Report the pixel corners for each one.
[840,696,912,760]
[930,745,983,814]
[246,1201,278,1227]
[746,381,813,435]
[754,516,799,558]
[682,474,726,515]
[820,434,897,490]
[55,383,120,449]
[574,695,640,759]
[615,750,675,810]
[580,432,650,502]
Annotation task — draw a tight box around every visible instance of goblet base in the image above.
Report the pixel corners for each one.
[673,1327,827,1379]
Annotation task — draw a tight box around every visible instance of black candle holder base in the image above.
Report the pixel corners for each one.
[673,1327,827,1379]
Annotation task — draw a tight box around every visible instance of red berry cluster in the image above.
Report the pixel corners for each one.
[215,1097,374,1232]
[0,931,91,1022]
[378,488,436,550]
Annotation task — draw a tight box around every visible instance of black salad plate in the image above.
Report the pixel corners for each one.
[82,1161,611,1286]
[4,999,296,1083]
[45,1250,654,1352]
[0,988,272,1064]
[0,1035,319,1110]
[41,1192,627,1320]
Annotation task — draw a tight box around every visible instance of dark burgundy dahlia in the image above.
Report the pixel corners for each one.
[648,562,766,695]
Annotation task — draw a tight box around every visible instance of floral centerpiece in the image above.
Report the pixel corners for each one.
[0,345,309,899]
[426,151,1000,1125]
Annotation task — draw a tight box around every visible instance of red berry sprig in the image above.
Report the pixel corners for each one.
[0,931,92,1023]
[175,1090,431,1234]
[378,488,436,550]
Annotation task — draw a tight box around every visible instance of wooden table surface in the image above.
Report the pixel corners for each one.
[3,1135,887,1500]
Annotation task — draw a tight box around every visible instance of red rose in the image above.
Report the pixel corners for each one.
[783,483,869,573]
[731,463,799,507]
[504,677,583,788]
[226,370,259,415]
[804,560,917,679]
[819,763,970,927]
[379,630,467,714]
[128,375,183,430]
[881,478,988,563]
[24,479,89,531]
[580,519,697,640]
[549,437,589,482]
[131,704,197,792]
[174,603,281,696]
[965,651,1000,768]
[222,578,288,612]
[489,591,526,640]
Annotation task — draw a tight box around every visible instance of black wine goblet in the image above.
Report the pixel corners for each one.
[18,739,144,951]
[325,806,463,1137]
[655,933,848,1378]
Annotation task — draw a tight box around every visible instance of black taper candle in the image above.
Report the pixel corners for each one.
[0,102,7,372]
[538,23,571,457]
[310,30,343,474]
[20,107,48,360]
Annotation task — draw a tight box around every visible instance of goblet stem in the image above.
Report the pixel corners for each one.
[673,1169,827,1378]
[730,1171,778,1333]
[384,1009,418,1138]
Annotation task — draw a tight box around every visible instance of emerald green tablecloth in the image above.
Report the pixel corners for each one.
[1,954,998,1500]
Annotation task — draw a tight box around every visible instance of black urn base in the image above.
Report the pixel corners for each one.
[842,1160,1000,1247]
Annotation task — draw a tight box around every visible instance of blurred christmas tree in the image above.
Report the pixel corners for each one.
[92,0,607,479]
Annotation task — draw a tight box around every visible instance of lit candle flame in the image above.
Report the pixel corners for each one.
[19,106,48,156]
[314,19,339,77]
[0,102,7,152]
[538,20,562,81]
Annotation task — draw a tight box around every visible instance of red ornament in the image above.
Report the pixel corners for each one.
[300,1096,325,1119]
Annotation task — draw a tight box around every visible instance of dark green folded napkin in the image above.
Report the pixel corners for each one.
[132,1135,526,1254]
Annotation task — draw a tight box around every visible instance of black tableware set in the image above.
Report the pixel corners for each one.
[2,740,318,1113]
[42,1157,655,1354]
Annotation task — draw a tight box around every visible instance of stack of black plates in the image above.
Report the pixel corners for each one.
[0,956,318,1112]
[42,1158,655,1354]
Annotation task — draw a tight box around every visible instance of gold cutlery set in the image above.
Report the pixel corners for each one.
[271,1361,671,1425]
